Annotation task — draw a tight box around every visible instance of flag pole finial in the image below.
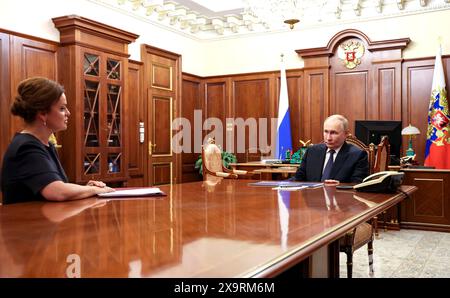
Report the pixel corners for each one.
[280,53,284,62]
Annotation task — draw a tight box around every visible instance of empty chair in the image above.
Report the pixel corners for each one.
[202,138,247,180]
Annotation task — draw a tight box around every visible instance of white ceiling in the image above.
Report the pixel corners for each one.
[177,0,245,13]
[92,0,450,40]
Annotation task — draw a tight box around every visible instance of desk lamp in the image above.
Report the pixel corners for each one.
[401,124,420,156]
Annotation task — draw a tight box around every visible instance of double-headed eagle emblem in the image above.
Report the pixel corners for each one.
[337,40,365,69]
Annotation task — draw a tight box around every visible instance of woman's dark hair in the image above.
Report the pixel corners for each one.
[11,77,65,123]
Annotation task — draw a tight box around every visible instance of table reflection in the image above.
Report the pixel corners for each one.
[0,180,414,277]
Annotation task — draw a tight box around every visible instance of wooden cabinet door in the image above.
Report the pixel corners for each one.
[126,60,146,186]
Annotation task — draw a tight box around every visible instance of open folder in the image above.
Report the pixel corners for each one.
[97,187,166,198]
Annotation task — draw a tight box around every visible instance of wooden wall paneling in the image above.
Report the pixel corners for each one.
[126,60,146,187]
[370,46,404,122]
[1,33,58,203]
[297,29,409,147]
[181,73,203,183]
[401,59,435,164]
[332,70,368,132]
[153,95,172,155]
[303,68,328,144]
[204,78,228,152]
[329,36,373,132]
[0,32,10,204]
[377,66,396,119]
[231,75,272,161]
[330,34,380,134]
[152,163,172,185]
[9,35,58,138]
[199,69,306,160]
[56,45,77,183]
[0,32,10,163]
[141,44,181,185]
[297,52,330,144]
[401,170,450,231]
[371,62,402,121]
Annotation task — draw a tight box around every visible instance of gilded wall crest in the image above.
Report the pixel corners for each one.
[337,40,365,69]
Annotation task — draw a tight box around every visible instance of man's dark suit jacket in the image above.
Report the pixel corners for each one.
[293,142,369,183]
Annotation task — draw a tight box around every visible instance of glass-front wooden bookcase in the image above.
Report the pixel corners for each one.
[53,15,138,184]
[82,50,124,180]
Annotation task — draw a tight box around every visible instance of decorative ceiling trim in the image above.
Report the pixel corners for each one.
[89,0,450,41]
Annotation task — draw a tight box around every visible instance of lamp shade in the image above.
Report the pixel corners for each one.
[401,124,420,135]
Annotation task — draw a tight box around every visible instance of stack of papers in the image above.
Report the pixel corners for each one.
[97,187,165,198]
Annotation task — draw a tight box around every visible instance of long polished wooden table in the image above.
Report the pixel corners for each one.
[0,180,416,278]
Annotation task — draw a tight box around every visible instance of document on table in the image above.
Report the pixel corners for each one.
[272,185,309,191]
[97,187,165,198]
[249,181,323,188]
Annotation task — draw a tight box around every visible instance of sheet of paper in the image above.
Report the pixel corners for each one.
[97,187,165,198]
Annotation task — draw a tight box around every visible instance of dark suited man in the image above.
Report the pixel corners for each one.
[292,114,368,185]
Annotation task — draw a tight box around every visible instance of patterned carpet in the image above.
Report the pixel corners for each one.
[339,229,450,278]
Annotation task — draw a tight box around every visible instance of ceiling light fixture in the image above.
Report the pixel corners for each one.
[243,0,302,30]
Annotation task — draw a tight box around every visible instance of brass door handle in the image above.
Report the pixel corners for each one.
[149,141,157,156]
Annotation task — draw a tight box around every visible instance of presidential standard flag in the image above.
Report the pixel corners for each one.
[424,44,450,168]
[275,55,292,159]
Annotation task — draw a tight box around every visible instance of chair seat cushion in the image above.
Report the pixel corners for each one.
[340,222,373,249]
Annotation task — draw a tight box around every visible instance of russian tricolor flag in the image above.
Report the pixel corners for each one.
[275,55,293,159]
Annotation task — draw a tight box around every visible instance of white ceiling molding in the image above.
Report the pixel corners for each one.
[332,0,344,19]
[353,0,362,16]
[90,0,450,40]
[376,0,384,13]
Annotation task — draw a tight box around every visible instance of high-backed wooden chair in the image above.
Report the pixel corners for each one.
[373,135,391,233]
[339,134,376,278]
[373,135,390,173]
[339,135,392,277]
[202,139,247,180]
[345,134,376,174]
